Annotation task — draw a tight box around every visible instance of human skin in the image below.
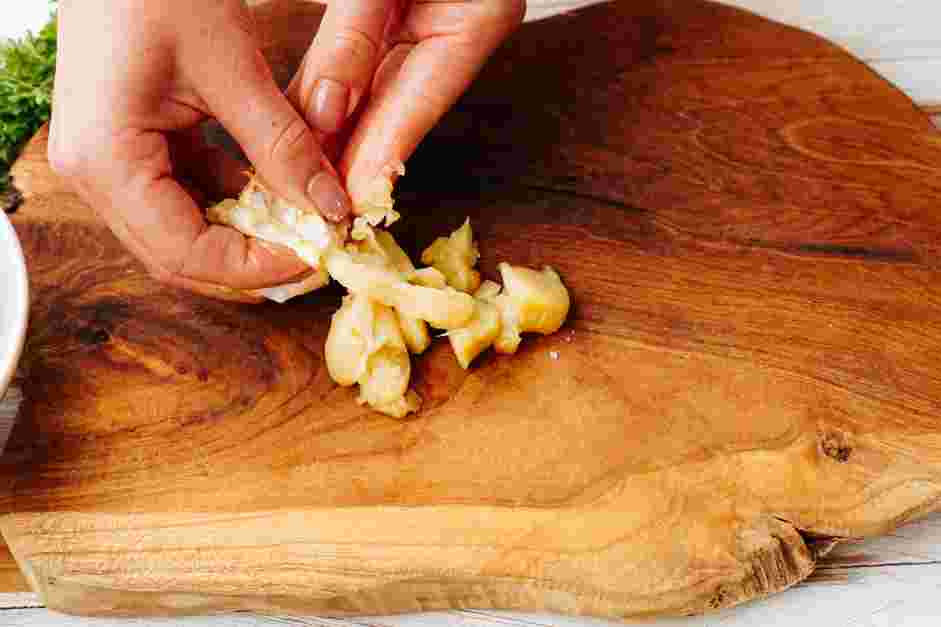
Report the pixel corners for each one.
[49,0,524,301]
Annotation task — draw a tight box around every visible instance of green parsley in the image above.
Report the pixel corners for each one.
[0,7,58,193]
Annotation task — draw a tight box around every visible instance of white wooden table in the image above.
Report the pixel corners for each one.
[4,0,941,625]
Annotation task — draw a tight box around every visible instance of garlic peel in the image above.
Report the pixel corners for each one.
[207,181,339,272]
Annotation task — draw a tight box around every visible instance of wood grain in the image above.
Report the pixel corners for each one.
[11,525,941,625]
[712,0,941,110]
[0,543,28,593]
[4,0,941,620]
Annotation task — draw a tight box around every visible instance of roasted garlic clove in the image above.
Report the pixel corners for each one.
[212,176,570,421]
[474,280,502,301]
[410,267,448,289]
[325,295,372,386]
[499,263,571,335]
[328,249,475,330]
[357,304,411,407]
[449,300,502,369]
[374,230,415,275]
[325,249,402,292]
[371,390,422,419]
[358,346,411,407]
[351,221,415,276]
[473,266,570,355]
[491,293,523,355]
[366,284,476,330]
[421,219,482,293]
[326,295,419,417]
[397,312,432,355]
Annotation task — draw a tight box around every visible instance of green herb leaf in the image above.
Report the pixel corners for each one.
[0,9,57,193]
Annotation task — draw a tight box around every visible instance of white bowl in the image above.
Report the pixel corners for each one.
[0,211,28,399]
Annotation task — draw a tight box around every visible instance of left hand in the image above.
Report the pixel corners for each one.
[49,0,354,301]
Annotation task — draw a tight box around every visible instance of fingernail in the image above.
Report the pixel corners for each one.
[311,78,350,134]
[307,171,352,222]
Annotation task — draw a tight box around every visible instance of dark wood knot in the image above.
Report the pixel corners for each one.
[820,430,852,463]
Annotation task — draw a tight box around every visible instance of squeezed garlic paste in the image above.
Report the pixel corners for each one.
[208,169,570,417]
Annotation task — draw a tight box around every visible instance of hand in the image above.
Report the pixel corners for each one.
[287,0,525,209]
[49,0,353,300]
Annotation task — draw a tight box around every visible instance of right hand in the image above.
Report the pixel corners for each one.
[49,0,352,301]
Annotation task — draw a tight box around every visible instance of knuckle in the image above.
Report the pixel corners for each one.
[47,141,87,179]
[221,0,256,41]
[115,128,171,174]
[220,230,254,275]
[333,27,380,67]
[265,115,315,165]
[148,264,178,286]
[147,266,174,284]
[143,252,185,287]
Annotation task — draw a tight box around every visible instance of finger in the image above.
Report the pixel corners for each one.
[177,176,209,208]
[340,0,525,206]
[160,261,316,304]
[188,9,352,223]
[287,0,396,135]
[92,128,313,291]
[159,274,267,304]
[318,92,371,164]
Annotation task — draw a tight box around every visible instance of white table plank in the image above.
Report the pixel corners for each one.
[6,0,941,108]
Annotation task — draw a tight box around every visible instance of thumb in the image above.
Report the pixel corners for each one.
[191,22,352,222]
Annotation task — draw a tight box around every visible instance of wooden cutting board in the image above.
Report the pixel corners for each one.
[4,0,941,619]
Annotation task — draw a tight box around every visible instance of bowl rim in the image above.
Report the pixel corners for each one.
[0,211,28,398]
